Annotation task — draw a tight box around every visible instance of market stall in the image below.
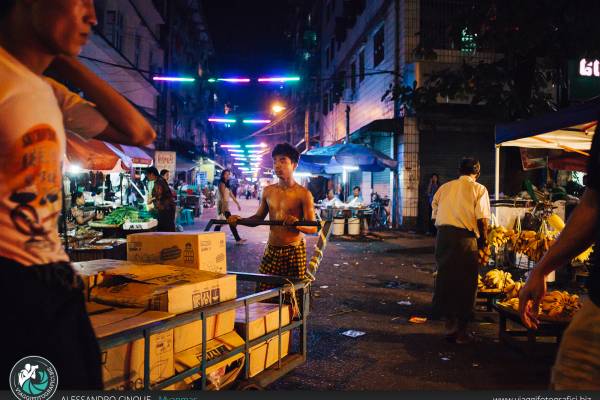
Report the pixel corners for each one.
[483,101,598,353]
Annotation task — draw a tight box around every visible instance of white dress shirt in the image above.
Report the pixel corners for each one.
[431,175,491,237]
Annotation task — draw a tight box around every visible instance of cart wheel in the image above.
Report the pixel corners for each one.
[236,382,264,391]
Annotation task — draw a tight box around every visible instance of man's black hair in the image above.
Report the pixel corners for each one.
[145,166,159,177]
[353,186,361,191]
[0,0,16,20]
[160,169,169,177]
[73,192,84,201]
[459,157,481,176]
[272,143,299,164]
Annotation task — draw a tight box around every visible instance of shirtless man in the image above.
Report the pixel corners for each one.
[228,143,317,289]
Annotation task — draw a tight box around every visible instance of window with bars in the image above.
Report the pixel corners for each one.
[373,25,384,67]
[359,49,365,81]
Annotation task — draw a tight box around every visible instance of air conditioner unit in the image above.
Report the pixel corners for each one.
[341,88,356,103]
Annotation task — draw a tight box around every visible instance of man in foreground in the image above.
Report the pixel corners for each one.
[228,143,317,291]
[0,0,156,388]
[431,158,490,344]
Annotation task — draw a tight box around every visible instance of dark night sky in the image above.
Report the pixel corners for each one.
[202,0,298,119]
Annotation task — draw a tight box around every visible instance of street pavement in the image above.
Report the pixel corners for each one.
[185,198,552,390]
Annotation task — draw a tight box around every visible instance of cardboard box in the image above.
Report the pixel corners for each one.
[234,303,291,377]
[174,331,245,390]
[89,308,174,390]
[127,232,227,274]
[173,309,236,354]
[90,263,236,314]
[73,259,135,292]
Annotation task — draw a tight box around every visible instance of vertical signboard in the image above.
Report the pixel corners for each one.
[155,151,177,183]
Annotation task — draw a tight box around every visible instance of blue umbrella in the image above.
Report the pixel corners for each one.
[296,159,326,174]
[301,144,397,172]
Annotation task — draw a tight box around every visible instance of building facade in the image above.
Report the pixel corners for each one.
[81,0,165,128]
[312,0,500,228]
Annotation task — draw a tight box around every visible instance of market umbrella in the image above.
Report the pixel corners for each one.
[296,159,326,175]
[301,144,398,172]
[65,132,132,171]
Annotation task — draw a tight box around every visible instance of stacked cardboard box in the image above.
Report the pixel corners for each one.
[127,232,227,273]
[234,303,292,377]
[82,256,240,390]
[89,307,174,390]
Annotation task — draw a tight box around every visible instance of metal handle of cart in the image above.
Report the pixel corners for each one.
[204,218,321,231]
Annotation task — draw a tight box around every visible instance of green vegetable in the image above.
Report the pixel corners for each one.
[98,206,151,226]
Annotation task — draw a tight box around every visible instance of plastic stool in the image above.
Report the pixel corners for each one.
[181,208,194,225]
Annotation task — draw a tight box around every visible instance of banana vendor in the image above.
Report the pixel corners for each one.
[228,143,317,295]
[431,157,491,344]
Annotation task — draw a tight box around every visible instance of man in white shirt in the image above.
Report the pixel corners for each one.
[431,158,490,344]
[0,0,155,389]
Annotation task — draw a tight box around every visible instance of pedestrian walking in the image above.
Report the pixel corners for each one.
[146,167,176,232]
[519,126,600,390]
[426,173,440,235]
[215,169,245,243]
[0,0,156,389]
[431,158,490,344]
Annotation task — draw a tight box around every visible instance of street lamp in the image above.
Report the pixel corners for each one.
[271,103,286,115]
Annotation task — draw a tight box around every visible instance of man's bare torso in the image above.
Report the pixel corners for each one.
[264,183,310,246]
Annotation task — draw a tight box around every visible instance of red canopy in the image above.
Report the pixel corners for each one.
[66,132,132,171]
[116,144,153,165]
[548,153,589,172]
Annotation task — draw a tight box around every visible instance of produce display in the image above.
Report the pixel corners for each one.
[95,206,152,226]
[499,290,582,321]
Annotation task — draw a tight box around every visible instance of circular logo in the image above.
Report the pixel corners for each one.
[9,356,58,400]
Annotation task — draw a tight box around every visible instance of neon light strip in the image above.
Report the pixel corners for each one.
[218,78,251,83]
[257,77,300,83]
[220,144,241,148]
[208,118,236,123]
[228,149,244,153]
[243,119,271,124]
[245,144,268,148]
[153,76,196,82]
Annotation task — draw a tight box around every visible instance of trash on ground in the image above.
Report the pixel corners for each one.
[397,301,412,306]
[320,285,329,289]
[472,363,479,367]
[333,263,340,267]
[343,262,349,265]
[341,330,366,338]
[441,357,451,361]
[391,316,402,321]
[408,316,427,324]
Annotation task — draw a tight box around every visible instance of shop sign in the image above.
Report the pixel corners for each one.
[579,58,600,77]
[155,151,176,183]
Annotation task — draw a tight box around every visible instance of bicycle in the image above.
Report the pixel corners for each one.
[369,192,390,230]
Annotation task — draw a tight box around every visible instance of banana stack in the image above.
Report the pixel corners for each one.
[503,281,525,300]
[514,230,556,262]
[487,226,518,249]
[540,290,582,318]
[499,290,582,320]
[480,269,514,291]
[478,245,492,266]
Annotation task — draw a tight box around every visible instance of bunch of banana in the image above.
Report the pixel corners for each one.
[499,297,521,312]
[478,274,486,291]
[478,245,492,266]
[548,213,593,263]
[503,281,525,300]
[513,230,556,262]
[541,290,582,318]
[482,269,514,290]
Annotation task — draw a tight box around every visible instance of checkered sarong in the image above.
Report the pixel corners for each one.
[257,240,307,292]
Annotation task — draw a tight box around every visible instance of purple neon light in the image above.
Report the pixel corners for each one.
[218,78,251,83]
[208,118,236,123]
[257,77,300,83]
[153,76,195,82]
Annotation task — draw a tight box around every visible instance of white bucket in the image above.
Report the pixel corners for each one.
[348,218,360,235]
[333,218,345,236]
